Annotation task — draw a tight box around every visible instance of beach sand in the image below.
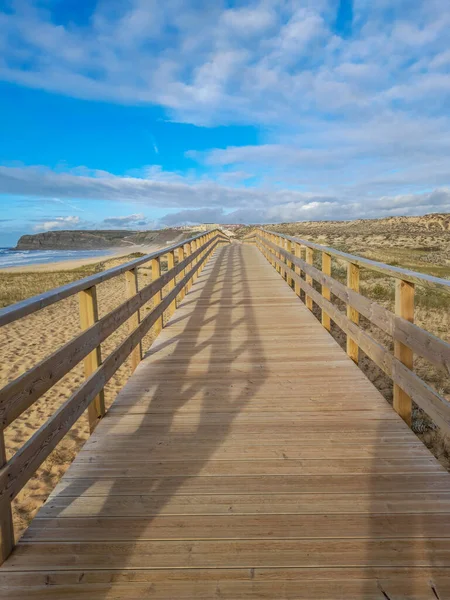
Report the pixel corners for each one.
[1,244,158,273]
[0,249,167,539]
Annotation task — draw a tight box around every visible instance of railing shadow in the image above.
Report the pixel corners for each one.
[42,241,268,589]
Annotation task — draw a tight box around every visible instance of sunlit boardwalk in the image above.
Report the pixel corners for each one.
[1,241,450,599]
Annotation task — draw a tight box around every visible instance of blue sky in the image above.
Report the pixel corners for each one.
[1,0,450,245]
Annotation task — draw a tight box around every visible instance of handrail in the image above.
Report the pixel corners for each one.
[0,229,230,563]
[257,228,450,294]
[245,230,450,440]
[0,229,220,327]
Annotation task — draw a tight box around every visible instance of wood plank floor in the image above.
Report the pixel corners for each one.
[2,242,450,599]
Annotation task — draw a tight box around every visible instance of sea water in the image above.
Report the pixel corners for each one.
[0,248,114,269]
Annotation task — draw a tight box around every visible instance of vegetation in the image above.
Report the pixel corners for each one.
[0,253,145,308]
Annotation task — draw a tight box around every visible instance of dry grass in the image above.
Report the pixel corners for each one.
[0,251,182,539]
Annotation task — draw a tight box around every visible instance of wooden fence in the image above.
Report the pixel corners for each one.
[0,229,229,563]
[245,228,450,438]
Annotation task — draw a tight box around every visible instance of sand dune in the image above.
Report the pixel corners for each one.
[1,253,161,538]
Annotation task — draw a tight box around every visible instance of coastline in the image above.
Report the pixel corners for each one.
[0,244,158,272]
[0,242,164,539]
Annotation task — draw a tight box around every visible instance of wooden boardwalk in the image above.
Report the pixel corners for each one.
[2,242,450,598]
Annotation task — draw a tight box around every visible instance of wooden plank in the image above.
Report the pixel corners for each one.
[7,539,450,569]
[125,268,142,373]
[51,473,450,496]
[4,574,450,599]
[64,457,443,478]
[22,513,450,541]
[151,256,163,336]
[0,433,13,565]
[78,285,105,432]
[305,247,314,310]
[176,245,185,305]
[38,492,450,518]
[346,262,360,364]
[294,242,301,296]
[166,250,176,317]
[321,251,331,331]
[394,279,414,426]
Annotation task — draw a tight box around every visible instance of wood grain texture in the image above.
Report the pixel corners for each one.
[1,242,449,598]
[125,268,142,373]
[394,279,415,426]
[78,285,105,432]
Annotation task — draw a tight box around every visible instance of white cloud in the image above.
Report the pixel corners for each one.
[1,1,450,223]
[102,213,149,227]
[32,216,81,232]
[3,164,450,227]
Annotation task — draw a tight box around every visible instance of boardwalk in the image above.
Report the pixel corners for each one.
[2,242,450,598]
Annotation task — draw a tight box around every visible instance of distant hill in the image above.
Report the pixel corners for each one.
[15,228,195,250]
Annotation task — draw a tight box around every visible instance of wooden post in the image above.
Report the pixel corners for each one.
[294,243,301,297]
[79,286,105,433]
[278,237,284,276]
[185,243,192,293]
[346,263,360,363]
[286,240,294,287]
[305,247,314,311]
[394,279,414,426]
[189,240,197,288]
[167,251,176,317]
[199,236,206,273]
[151,257,163,337]
[271,234,277,268]
[125,268,142,373]
[322,252,331,331]
[283,239,289,281]
[177,245,185,305]
[0,432,14,565]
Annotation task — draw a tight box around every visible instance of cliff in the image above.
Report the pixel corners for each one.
[15,229,191,250]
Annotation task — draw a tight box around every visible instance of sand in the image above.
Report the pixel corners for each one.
[1,244,159,273]
[0,251,164,539]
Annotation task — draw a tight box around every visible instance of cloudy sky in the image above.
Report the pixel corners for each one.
[1,0,450,245]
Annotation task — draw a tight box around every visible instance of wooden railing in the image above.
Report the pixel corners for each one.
[245,228,450,436]
[0,229,229,563]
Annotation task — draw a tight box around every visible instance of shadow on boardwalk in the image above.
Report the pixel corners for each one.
[44,242,269,592]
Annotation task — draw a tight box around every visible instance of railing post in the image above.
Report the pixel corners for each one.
[286,240,293,287]
[394,280,415,426]
[189,240,197,289]
[294,242,301,297]
[198,236,206,273]
[125,268,142,373]
[167,251,176,317]
[305,247,314,311]
[185,243,192,293]
[151,256,163,336]
[283,239,289,281]
[279,237,285,277]
[321,252,331,331]
[177,245,185,305]
[79,285,105,433]
[346,263,360,363]
[0,432,14,565]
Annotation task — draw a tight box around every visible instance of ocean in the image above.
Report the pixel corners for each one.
[0,248,114,269]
